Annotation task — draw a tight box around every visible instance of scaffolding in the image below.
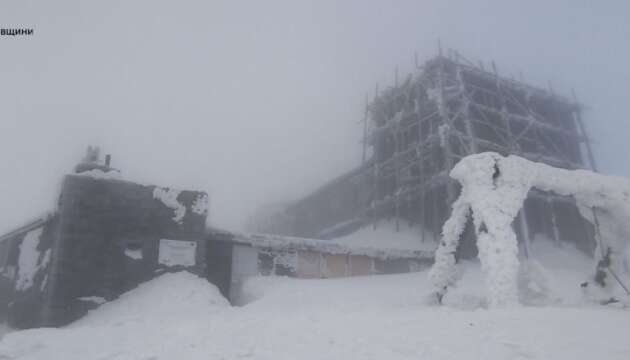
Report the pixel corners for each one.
[365,50,596,252]
[253,49,597,255]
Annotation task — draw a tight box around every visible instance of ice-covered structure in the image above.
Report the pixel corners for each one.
[253,50,597,260]
[430,152,630,306]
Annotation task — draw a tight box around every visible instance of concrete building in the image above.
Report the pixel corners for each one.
[0,151,430,329]
[253,51,597,258]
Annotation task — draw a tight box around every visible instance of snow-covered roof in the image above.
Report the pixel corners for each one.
[223,231,434,260]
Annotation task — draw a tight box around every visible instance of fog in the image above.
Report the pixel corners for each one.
[1,0,629,233]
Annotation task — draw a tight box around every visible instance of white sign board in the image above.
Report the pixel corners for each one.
[158,239,197,267]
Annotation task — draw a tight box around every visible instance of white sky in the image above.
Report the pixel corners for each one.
[1,0,629,233]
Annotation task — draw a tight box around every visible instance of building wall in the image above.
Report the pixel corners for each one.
[207,232,434,305]
[0,217,56,328]
[254,165,373,239]
[0,174,209,328]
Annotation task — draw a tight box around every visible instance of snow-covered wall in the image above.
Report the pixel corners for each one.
[1,174,209,329]
[40,175,209,327]
[0,215,57,328]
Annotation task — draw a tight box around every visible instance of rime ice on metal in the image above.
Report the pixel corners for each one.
[430,152,630,306]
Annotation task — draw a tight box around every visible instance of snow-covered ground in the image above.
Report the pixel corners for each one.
[1,238,629,360]
[0,324,11,341]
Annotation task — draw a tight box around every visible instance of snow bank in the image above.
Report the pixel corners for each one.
[332,218,437,252]
[0,272,229,359]
[430,152,630,307]
[2,250,629,360]
[73,272,228,327]
[0,324,12,341]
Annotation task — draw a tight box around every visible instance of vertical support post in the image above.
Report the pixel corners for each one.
[435,57,457,245]
[372,162,378,230]
[318,252,324,278]
[419,188,426,243]
[436,55,455,203]
[394,123,400,232]
[432,188,440,240]
[572,90,597,171]
[456,63,477,154]
[417,85,426,243]
[518,206,532,259]
[547,198,562,246]
[371,86,379,230]
[493,62,514,152]
[362,93,369,164]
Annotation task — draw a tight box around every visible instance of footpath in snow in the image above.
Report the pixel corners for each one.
[0,238,629,360]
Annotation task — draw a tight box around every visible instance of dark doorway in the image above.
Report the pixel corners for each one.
[205,235,234,300]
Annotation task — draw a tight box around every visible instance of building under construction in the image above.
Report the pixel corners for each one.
[256,51,597,257]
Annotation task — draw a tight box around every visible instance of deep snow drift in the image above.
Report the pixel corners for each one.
[1,238,629,360]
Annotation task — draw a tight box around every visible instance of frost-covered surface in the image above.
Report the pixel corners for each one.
[237,231,433,260]
[123,248,142,260]
[74,169,122,180]
[191,193,209,215]
[15,228,47,291]
[152,187,186,224]
[315,218,360,238]
[430,152,630,307]
[2,242,630,360]
[333,218,437,252]
[438,123,450,147]
[273,250,297,271]
[76,296,107,305]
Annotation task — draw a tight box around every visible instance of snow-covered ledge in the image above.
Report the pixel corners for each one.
[429,152,630,307]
